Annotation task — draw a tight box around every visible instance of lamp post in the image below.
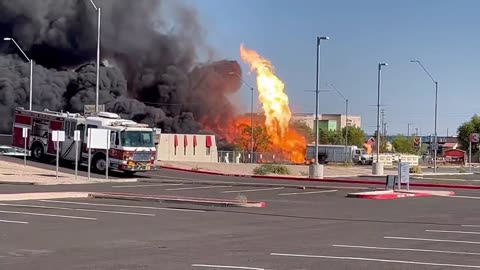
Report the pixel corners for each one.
[411,60,438,173]
[373,62,388,175]
[309,36,329,178]
[4,37,33,111]
[89,0,101,113]
[330,84,349,163]
[229,72,255,163]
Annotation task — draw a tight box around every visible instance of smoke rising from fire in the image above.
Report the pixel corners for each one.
[0,0,241,134]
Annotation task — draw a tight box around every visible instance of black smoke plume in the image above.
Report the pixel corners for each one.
[0,0,242,134]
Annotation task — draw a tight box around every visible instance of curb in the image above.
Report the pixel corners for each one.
[0,181,36,185]
[89,192,267,208]
[0,192,89,201]
[347,190,456,200]
[160,165,480,190]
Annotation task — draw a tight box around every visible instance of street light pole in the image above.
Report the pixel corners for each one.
[89,0,101,113]
[374,63,388,175]
[229,72,255,163]
[330,84,349,163]
[410,60,438,173]
[4,37,33,110]
[407,123,411,137]
[314,36,329,168]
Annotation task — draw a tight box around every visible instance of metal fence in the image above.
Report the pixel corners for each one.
[217,151,293,164]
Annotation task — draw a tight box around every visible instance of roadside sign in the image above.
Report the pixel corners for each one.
[52,130,65,142]
[398,162,410,191]
[385,175,396,190]
[470,133,480,143]
[22,127,28,138]
[74,130,81,142]
[87,128,110,149]
[22,128,28,167]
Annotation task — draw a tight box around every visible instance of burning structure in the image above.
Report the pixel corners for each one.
[0,0,306,162]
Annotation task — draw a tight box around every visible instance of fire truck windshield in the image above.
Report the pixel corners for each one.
[120,131,154,147]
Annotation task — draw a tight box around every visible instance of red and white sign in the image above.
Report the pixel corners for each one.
[470,133,479,143]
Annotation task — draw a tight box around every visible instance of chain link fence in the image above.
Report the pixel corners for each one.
[217,151,294,164]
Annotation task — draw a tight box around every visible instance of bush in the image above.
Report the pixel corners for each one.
[458,167,466,173]
[253,164,290,175]
[409,165,422,174]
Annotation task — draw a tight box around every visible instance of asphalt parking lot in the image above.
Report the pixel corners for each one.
[1,168,480,269]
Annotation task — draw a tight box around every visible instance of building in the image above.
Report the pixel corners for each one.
[291,113,362,132]
[156,133,218,162]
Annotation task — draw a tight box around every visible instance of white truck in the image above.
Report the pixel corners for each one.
[306,144,373,165]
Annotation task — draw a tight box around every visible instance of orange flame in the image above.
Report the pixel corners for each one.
[240,44,305,162]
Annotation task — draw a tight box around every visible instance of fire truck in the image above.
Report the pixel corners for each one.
[12,107,160,175]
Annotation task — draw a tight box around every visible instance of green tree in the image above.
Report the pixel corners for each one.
[392,135,416,154]
[234,124,272,152]
[291,121,314,143]
[457,115,480,152]
[341,126,366,147]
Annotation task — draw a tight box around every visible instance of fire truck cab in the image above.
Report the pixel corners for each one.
[12,108,160,175]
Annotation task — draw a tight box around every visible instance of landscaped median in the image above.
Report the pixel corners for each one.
[89,192,267,208]
[160,164,480,190]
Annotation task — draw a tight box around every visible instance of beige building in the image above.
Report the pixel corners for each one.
[156,133,218,162]
[291,113,362,131]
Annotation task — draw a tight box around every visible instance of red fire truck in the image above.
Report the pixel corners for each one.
[12,107,160,175]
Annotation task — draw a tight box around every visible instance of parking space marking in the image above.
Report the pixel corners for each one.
[0,210,96,220]
[463,225,480,228]
[0,203,155,217]
[426,229,480,235]
[222,187,284,194]
[385,236,480,245]
[333,244,480,256]
[166,185,232,191]
[40,200,205,213]
[191,264,266,270]
[0,219,29,224]
[270,253,480,269]
[112,183,184,188]
[278,189,338,196]
[450,195,480,200]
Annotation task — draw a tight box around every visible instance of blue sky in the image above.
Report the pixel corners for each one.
[183,0,480,136]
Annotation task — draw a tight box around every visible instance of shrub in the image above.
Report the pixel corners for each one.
[253,164,290,175]
[409,165,422,174]
[458,167,466,173]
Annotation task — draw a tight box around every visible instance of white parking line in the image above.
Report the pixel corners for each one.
[278,190,338,196]
[333,244,480,256]
[270,253,480,269]
[426,229,480,235]
[166,185,232,191]
[222,187,284,194]
[385,236,480,245]
[192,264,266,270]
[463,225,480,228]
[0,210,96,220]
[40,200,205,213]
[0,219,29,224]
[112,183,184,188]
[0,203,155,217]
[450,195,480,200]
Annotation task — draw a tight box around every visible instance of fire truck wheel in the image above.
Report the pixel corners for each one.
[31,143,45,160]
[92,154,107,173]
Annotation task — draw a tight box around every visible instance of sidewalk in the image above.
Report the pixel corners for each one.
[0,160,135,185]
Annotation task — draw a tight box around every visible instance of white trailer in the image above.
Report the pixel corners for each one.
[306,144,373,165]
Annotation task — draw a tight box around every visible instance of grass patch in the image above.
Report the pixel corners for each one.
[253,164,290,175]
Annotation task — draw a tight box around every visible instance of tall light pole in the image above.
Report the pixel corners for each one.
[407,123,412,137]
[4,37,33,111]
[374,63,388,175]
[89,0,101,113]
[312,36,329,173]
[229,72,255,163]
[411,60,438,173]
[331,84,349,163]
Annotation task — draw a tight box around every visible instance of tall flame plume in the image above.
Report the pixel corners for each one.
[240,44,306,162]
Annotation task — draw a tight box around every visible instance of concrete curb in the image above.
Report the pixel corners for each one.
[0,181,36,185]
[347,190,456,200]
[89,192,267,208]
[161,165,480,190]
[0,192,89,201]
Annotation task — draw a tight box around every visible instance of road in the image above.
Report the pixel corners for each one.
[1,161,480,269]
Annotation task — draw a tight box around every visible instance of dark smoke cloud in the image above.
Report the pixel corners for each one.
[0,0,242,135]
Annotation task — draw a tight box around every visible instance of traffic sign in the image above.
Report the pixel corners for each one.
[52,130,65,142]
[470,133,480,143]
[22,127,28,138]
